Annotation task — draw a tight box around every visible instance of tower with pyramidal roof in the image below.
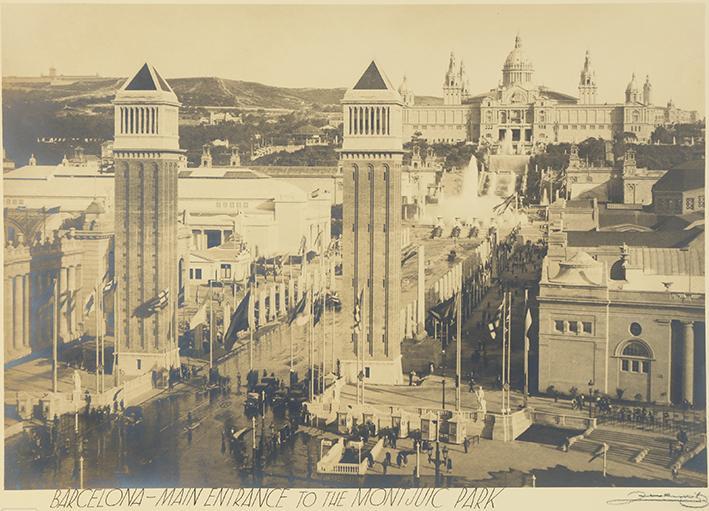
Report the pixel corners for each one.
[112,63,182,377]
[339,61,404,385]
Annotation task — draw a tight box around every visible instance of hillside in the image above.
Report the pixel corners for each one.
[3,76,346,110]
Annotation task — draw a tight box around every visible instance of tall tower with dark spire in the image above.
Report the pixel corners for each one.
[113,63,182,377]
[578,50,597,105]
[340,60,404,385]
[443,52,462,105]
[643,75,652,105]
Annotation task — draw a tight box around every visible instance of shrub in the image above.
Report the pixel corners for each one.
[616,388,625,401]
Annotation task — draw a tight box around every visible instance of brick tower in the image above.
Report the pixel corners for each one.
[113,63,182,377]
[340,61,404,385]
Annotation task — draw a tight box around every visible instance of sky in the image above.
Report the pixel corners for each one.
[1,3,705,113]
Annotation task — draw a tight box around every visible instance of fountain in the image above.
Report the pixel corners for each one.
[429,154,526,234]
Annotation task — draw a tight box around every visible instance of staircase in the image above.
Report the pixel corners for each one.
[571,427,701,469]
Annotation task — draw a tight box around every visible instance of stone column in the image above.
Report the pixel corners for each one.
[13,275,22,351]
[417,245,425,334]
[259,290,267,326]
[23,274,30,350]
[278,282,286,316]
[288,278,295,310]
[6,277,14,354]
[682,320,695,405]
[269,285,277,321]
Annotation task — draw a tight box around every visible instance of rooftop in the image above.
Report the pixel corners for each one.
[653,159,705,192]
[566,227,704,249]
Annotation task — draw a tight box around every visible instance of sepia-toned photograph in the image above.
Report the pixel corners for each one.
[1,1,706,498]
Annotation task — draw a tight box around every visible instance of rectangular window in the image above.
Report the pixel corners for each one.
[568,321,579,334]
[621,359,629,371]
[221,263,231,279]
[195,268,203,280]
[699,196,705,209]
[641,361,650,374]
[364,367,370,378]
[686,198,695,210]
[554,320,564,333]
[189,268,194,279]
[582,322,593,335]
[137,359,142,370]
[631,360,640,373]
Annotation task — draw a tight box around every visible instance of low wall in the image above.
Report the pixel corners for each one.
[530,409,597,430]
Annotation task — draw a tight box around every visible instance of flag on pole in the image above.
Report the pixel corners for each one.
[313,230,323,254]
[224,289,251,351]
[492,194,517,216]
[429,293,456,323]
[223,299,232,334]
[313,292,324,326]
[487,302,504,340]
[84,291,95,316]
[102,276,116,294]
[147,289,169,313]
[289,292,309,326]
[188,301,208,330]
[352,289,364,334]
[525,305,533,349]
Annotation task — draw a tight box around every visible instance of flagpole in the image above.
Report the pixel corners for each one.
[456,266,462,413]
[320,254,325,394]
[523,289,530,408]
[501,291,506,416]
[361,291,365,407]
[506,290,512,414]
[289,266,293,372]
[209,277,213,370]
[99,280,104,393]
[95,284,99,394]
[249,279,254,372]
[308,286,314,402]
[53,277,58,394]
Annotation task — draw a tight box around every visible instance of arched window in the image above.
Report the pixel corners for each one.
[620,340,651,374]
[622,341,650,358]
[632,110,640,123]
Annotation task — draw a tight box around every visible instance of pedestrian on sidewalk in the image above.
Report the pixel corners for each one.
[463,437,470,453]
[446,457,453,473]
[383,458,389,475]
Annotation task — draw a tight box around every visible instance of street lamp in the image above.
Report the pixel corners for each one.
[441,349,446,410]
[587,380,594,418]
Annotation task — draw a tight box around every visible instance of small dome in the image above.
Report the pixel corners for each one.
[626,73,638,92]
[398,75,409,94]
[503,34,533,70]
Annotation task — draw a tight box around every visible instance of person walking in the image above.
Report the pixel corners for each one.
[463,437,470,454]
[446,457,453,473]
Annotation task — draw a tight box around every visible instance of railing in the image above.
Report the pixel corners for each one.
[595,409,706,435]
[329,463,361,474]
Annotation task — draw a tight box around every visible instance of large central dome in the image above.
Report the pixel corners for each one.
[502,34,534,87]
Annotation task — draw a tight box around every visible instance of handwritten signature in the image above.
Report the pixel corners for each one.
[607,491,708,508]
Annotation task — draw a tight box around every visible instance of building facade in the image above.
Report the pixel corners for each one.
[402,35,698,149]
[112,63,182,376]
[538,232,705,406]
[340,61,404,385]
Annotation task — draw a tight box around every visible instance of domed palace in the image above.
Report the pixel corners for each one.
[401,34,698,152]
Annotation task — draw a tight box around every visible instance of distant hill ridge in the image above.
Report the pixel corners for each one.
[3,75,442,110]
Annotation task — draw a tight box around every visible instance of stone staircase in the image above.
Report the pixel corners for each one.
[571,427,700,469]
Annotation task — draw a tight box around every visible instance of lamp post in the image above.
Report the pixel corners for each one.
[441,349,446,410]
[587,380,594,419]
